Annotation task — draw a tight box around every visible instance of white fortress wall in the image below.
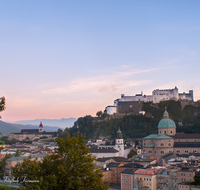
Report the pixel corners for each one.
[106,106,116,114]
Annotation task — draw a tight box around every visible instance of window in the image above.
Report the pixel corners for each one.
[147,178,148,181]
[185,150,188,153]
[155,151,157,153]
[129,181,131,184]
[171,131,172,134]
[149,179,151,181]
[149,151,152,153]
[161,151,164,154]
[144,178,146,181]
[165,131,166,134]
[161,143,164,146]
[122,180,124,183]
[160,131,161,134]
[168,143,171,146]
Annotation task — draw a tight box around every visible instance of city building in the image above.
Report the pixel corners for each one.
[143,110,200,158]
[90,129,132,159]
[8,122,56,141]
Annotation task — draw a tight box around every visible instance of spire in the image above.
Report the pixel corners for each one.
[39,122,43,128]
[163,109,169,118]
[117,128,123,139]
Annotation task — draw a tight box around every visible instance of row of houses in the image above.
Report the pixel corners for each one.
[99,153,200,190]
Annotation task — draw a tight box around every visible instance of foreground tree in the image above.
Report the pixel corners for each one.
[0,96,5,119]
[0,154,12,178]
[12,135,108,190]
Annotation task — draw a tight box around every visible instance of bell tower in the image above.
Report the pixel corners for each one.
[39,122,43,133]
[115,128,124,157]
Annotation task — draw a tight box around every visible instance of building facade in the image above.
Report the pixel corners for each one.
[143,110,200,157]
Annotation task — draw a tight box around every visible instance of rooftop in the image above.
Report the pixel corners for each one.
[134,169,156,176]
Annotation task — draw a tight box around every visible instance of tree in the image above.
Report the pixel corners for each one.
[96,111,103,117]
[127,149,137,158]
[12,135,109,190]
[15,149,20,157]
[0,154,12,178]
[0,96,5,119]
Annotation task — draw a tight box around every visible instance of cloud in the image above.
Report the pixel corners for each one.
[42,67,158,95]
[99,84,120,93]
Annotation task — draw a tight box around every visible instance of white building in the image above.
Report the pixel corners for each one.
[89,129,132,159]
[106,87,193,114]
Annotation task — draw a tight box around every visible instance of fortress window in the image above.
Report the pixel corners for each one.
[165,131,166,134]
[171,131,172,134]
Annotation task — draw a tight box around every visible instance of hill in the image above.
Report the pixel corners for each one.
[14,117,77,129]
[63,100,200,140]
[0,120,60,136]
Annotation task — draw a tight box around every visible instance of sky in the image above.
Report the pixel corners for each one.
[0,0,200,123]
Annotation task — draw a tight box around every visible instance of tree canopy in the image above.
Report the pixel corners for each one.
[12,135,108,190]
[0,96,5,119]
[127,149,137,158]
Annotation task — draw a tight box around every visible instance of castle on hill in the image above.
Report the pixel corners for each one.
[106,86,194,115]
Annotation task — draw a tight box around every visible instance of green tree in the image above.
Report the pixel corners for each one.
[127,149,137,158]
[12,135,108,190]
[0,96,5,119]
[96,111,103,117]
[0,154,12,178]
[15,149,20,157]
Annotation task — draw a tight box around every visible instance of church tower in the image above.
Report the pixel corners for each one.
[39,122,43,133]
[115,128,124,157]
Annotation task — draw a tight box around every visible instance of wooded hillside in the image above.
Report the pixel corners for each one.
[61,100,200,139]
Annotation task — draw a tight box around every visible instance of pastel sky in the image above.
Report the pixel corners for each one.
[1,0,200,123]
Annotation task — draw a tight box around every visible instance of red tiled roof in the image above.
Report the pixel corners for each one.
[134,169,156,176]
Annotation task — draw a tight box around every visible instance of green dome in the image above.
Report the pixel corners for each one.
[158,118,176,128]
[117,128,122,133]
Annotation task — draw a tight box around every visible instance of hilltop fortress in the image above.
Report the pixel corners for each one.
[106,87,195,115]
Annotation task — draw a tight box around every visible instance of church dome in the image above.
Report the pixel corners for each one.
[158,118,176,128]
[158,110,176,128]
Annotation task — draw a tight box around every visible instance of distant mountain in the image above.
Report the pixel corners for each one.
[0,120,60,136]
[14,118,77,129]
